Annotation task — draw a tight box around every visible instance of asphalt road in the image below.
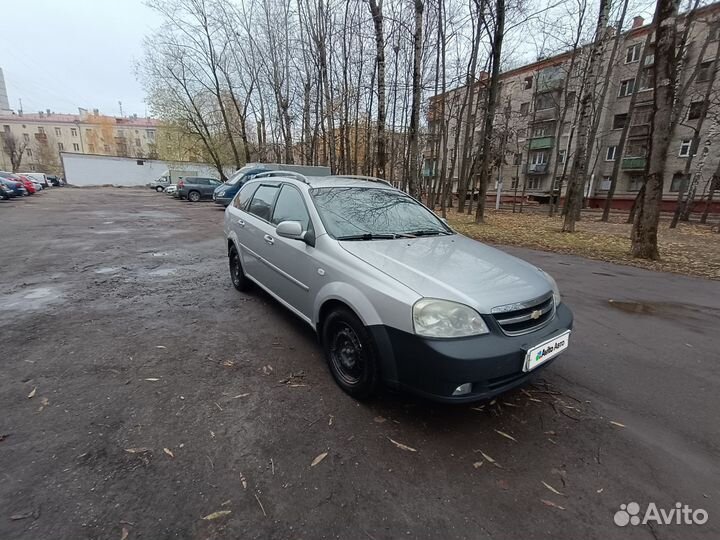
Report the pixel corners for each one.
[1,188,718,540]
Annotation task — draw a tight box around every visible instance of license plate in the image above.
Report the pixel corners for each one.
[524,331,570,372]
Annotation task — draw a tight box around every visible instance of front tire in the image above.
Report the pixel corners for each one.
[188,190,201,202]
[156,185,164,192]
[322,308,380,399]
[229,245,250,292]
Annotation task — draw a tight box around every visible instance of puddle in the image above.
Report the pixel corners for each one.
[102,221,115,224]
[92,229,129,235]
[0,287,64,311]
[607,299,718,321]
[95,267,120,274]
[148,268,177,277]
[151,252,169,257]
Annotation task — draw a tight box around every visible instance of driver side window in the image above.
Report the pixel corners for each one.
[271,185,310,230]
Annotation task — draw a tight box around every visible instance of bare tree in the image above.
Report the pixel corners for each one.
[406,0,424,198]
[631,0,681,259]
[2,133,28,172]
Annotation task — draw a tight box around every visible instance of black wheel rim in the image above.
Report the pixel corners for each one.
[229,251,241,286]
[329,323,364,385]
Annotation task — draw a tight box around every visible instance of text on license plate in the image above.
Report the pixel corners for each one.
[524,331,570,372]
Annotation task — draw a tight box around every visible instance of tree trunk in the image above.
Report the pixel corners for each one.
[368,0,387,178]
[406,0,424,198]
[562,0,610,232]
[474,0,505,223]
[631,0,681,259]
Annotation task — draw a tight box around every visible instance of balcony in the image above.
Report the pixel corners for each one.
[534,108,557,121]
[622,157,646,170]
[529,136,554,150]
[527,163,548,174]
[628,124,650,138]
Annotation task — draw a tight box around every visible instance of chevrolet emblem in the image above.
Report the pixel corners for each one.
[530,309,543,320]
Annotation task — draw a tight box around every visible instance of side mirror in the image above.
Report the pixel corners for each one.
[276,221,315,247]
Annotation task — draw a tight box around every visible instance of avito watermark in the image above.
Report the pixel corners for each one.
[614,502,708,527]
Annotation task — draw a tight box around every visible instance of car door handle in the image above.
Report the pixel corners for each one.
[237,219,245,227]
[263,234,275,245]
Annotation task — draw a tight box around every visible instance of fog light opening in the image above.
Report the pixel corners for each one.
[452,383,472,396]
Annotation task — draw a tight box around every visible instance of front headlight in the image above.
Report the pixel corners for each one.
[413,298,489,338]
[540,270,561,307]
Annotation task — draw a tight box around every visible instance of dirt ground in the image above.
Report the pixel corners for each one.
[448,209,720,280]
[1,188,718,540]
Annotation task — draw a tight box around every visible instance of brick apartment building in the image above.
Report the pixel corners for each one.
[424,2,720,213]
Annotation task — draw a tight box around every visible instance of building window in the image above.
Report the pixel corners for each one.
[527,177,541,189]
[618,79,635,97]
[531,151,548,165]
[58,142,64,151]
[135,138,141,146]
[565,92,576,109]
[639,67,654,90]
[606,146,617,161]
[26,148,33,158]
[38,127,45,134]
[613,114,628,130]
[23,133,30,142]
[86,128,93,136]
[146,129,156,140]
[632,107,652,125]
[670,173,686,192]
[688,101,703,120]
[513,153,522,165]
[709,24,720,41]
[71,128,78,137]
[117,129,125,138]
[626,141,647,157]
[2,124,9,133]
[626,44,641,63]
[510,177,518,189]
[73,143,80,151]
[599,176,612,191]
[535,92,555,110]
[679,139,692,157]
[532,124,552,137]
[104,145,111,153]
[88,144,96,153]
[697,61,713,82]
[520,102,530,115]
[628,175,644,191]
[558,149,566,164]
[55,127,62,136]
[524,76,533,90]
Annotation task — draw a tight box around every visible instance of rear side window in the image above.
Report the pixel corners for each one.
[233,182,260,210]
[248,185,280,221]
[271,185,310,230]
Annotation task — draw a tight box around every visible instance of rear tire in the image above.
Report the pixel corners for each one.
[322,308,380,400]
[188,190,201,202]
[229,245,250,292]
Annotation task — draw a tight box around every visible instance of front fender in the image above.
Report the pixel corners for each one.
[313,281,383,327]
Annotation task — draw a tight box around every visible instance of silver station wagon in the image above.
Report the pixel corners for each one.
[224,172,573,402]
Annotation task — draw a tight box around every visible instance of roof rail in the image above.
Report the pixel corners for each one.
[331,174,392,187]
[254,170,310,184]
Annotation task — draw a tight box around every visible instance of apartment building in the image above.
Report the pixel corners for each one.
[0,108,159,173]
[424,2,720,213]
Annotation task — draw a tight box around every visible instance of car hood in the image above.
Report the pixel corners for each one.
[339,234,552,313]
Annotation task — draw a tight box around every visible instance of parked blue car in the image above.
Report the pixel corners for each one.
[0,177,26,197]
[213,165,272,207]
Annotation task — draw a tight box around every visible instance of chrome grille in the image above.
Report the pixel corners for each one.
[491,293,555,336]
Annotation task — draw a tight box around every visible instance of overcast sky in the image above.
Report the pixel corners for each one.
[1,0,162,118]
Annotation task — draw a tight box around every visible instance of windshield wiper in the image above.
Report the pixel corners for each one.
[405,229,452,237]
[337,233,412,241]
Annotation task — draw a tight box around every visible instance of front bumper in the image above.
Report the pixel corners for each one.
[213,196,231,206]
[369,303,573,403]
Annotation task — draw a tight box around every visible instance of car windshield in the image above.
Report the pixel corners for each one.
[310,187,451,240]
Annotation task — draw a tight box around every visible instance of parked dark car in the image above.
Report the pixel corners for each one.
[213,165,271,207]
[0,174,28,197]
[176,177,223,202]
[47,175,63,187]
[0,182,12,200]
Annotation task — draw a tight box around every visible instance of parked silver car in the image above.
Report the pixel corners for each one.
[224,172,573,402]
